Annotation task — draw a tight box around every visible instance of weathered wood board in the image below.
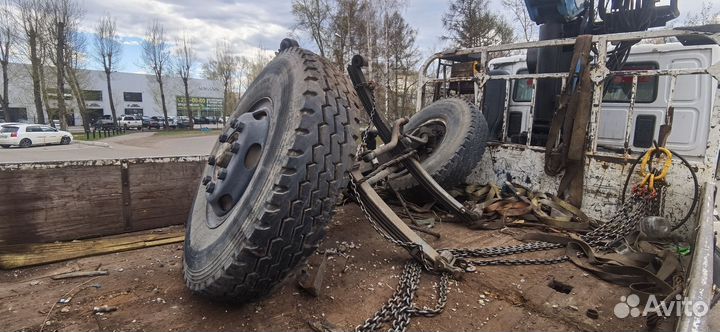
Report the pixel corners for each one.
[0,157,205,245]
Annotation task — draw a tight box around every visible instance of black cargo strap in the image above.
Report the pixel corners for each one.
[522,232,680,302]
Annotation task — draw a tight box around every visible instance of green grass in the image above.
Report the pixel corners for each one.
[151,128,222,138]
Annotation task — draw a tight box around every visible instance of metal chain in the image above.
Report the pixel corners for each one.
[354,261,449,332]
[350,84,656,332]
[350,86,450,332]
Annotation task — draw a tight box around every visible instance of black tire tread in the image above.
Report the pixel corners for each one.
[393,98,488,192]
[184,47,359,301]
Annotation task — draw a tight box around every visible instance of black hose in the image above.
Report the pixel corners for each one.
[620,149,699,231]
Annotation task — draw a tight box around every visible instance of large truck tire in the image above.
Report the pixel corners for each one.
[390,98,488,195]
[184,46,359,302]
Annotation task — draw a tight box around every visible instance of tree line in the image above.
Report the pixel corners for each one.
[3,0,712,131]
[0,0,272,131]
[291,0,525,121]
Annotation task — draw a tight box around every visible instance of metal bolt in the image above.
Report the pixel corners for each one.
[208,155,216,166]
[230,142,240,153]
[202,175,211,185]
[218,169,227,180]
[206,182,216,193]
[219,134,228,143]
[236,122,245,132]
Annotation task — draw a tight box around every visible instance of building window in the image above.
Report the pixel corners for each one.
[46,88,72,100]
[124,92,143,102]
[0,108,28,122]
[125,108,143,116]
[603,62,659,103]
[82,90,103,101]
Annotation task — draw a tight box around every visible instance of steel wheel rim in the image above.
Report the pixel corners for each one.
[202,98,272,227]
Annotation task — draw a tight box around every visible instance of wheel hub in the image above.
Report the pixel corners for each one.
[203,99,271,224]
[412,120,447,161]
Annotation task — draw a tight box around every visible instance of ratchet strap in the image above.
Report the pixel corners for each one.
[461,183,592,231]
[523,232,680,302]
[544,35,595,208]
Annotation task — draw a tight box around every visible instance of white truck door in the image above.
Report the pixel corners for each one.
[597,45,716,157]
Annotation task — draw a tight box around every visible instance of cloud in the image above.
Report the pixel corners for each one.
[120,38,141,47]
[79,0,293,69]
[59,0,719,74]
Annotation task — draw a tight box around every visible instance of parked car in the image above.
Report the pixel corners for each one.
[205,116,224,124]
[118,115,143,130]
[159,116,177,129]
[141,116,151,128]
[0,123,73,148]
[193,116,209,125]
[93,115,115,130]
[147,116,162,129]
[176,116,191,128]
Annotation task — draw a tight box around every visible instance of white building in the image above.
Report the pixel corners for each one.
[0,63,223,125]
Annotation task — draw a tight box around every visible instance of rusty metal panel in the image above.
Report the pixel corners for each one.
[467,143,716,239]
[0,156,207,245]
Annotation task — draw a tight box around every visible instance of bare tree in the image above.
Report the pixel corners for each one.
[384,10,418,119]
[202,41,238,121]
[685,1,720,26]
[92,14,121,124]
[174,31,195,129]
[45,0,83,130]
[292,0,331,57]
[442,0,514,49]
[241,50,272,87]
[502,0,536,42]
[0,0,17,121]
[327,0,368,67]
[16,0,48,124]
[63,8,89,132]
[141,20,171,128]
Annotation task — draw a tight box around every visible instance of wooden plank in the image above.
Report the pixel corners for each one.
[0,158,205,245]
[128,161,203,230]
[0,165,124,245]
[0,228,185,269]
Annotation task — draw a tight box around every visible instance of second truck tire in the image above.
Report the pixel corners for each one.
[390,98,488,194]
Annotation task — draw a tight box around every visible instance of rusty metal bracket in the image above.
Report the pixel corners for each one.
[346,54,482,273]
[350,167,461,275]
[348,54,480,224]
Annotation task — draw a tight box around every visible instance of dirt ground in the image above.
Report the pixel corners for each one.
[1,204,673,332]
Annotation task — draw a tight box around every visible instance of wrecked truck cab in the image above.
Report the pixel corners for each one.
[416,27,720,332]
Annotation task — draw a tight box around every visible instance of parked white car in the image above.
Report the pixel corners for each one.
[0,123,73,148]
[118,115,143,130]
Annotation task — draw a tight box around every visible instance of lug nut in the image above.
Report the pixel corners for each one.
[202,175,211,185]
[208,155,216,166]
[230,142,240,153]
[219,134,228,143]
[218,169,228,180]
[236,122,245,132]
[205,182,216,193]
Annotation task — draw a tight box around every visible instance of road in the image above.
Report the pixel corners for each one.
[0,132,216,163]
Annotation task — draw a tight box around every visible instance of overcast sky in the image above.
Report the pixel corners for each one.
[75,0,711,75]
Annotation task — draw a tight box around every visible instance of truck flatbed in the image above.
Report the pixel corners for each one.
[1,204,667,332]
